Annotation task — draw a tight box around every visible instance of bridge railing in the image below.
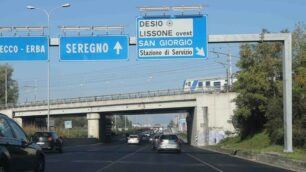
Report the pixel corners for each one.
[0,86,232,109]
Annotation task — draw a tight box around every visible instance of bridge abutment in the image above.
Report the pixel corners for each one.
[87,113,100,139]
[0,109,13,118]
[14,117,23,127]
[191,106,209,146]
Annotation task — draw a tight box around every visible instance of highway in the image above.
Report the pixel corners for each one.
[45,140,290,172]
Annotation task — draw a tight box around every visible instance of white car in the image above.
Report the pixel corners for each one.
[127,135,140,144]
[156,134,181,153]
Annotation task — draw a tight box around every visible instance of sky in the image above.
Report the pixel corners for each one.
[0,0,305,123]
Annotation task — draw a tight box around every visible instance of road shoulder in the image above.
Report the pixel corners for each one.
[200,146,306,172]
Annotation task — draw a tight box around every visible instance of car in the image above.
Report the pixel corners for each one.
[32,131,63,153]
[127,135,140,144]
[0,113,45,172]
[140,134,150,143]
[156,134,181,153]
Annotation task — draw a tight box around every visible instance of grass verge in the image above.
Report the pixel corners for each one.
[217,131,306,161]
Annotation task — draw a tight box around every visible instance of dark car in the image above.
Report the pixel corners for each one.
[32,131,63,153]
[0,113,45,172]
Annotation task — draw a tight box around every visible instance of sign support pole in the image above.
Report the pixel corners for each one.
[207,33,293,152]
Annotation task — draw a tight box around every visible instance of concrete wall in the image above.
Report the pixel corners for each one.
[0,110,23,127]
[0,109,13,118]
[191,93,237,146]
[190,106,209,146]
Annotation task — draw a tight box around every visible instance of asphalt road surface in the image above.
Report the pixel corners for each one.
[45,141,290,172]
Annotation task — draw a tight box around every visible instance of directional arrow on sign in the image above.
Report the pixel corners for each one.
[114,42,122,55]
[196,47,205,56]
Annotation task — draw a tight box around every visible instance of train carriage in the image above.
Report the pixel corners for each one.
[183,76,235,92]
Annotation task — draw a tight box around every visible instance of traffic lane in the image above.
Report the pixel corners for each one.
[45,142,144,172]
[45,142,291,172]
[183,145,291,172]
[96,143,291,172]
[97,144,221,172]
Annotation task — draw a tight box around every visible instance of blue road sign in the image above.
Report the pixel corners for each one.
[137,16,207,60]
[0,37,48,61]
[60,36,128,60]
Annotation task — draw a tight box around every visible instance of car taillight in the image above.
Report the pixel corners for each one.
[48,137,53,141]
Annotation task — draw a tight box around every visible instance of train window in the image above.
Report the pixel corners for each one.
[205,81,210,87]
[187,82,191,86]
[198,82,203,87]
[214,81,221,89]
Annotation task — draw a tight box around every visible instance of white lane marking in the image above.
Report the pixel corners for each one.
[96,145,149,172]
[47,159,113,164]
[73,160,113,164]
[186,153,223,172]
[116,160,204,167]
[64,143,103,149]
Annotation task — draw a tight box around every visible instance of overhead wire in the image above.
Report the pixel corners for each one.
[19,63,229,90]
[20,64,227,93]
[16,46,239,81]
[18,46,242,101]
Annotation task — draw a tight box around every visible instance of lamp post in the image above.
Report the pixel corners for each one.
[27,3,71,131]
[5,64,8,108]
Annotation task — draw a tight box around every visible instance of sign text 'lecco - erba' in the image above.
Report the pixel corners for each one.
[0,37,48,61]
[137,16,207,59]
[60,36,128,61]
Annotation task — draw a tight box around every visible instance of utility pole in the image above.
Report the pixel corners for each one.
[114,115,117,131]
[227,46,232,90]
[34,80,38,101]
[5,64,8,107]
[124,115,126,131]
[211,49,233,91]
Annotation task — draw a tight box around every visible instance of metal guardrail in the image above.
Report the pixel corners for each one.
[0,87,231,109]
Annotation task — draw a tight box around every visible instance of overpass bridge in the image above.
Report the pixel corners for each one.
[0,89,237,146]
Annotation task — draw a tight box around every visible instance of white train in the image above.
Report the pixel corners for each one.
[183,76,236,92]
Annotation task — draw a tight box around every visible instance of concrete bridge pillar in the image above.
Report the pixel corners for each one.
[87,113,100,139]
[191,106,209,146]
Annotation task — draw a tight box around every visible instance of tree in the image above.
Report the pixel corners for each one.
[291,23,306,147]
[266,24,306,147]
[233,25,306,148]
[233,29,283,139]
[168,120,175,128]
[0,64,18,107]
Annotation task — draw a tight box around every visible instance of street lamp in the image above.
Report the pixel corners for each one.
[27,3,71,131]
